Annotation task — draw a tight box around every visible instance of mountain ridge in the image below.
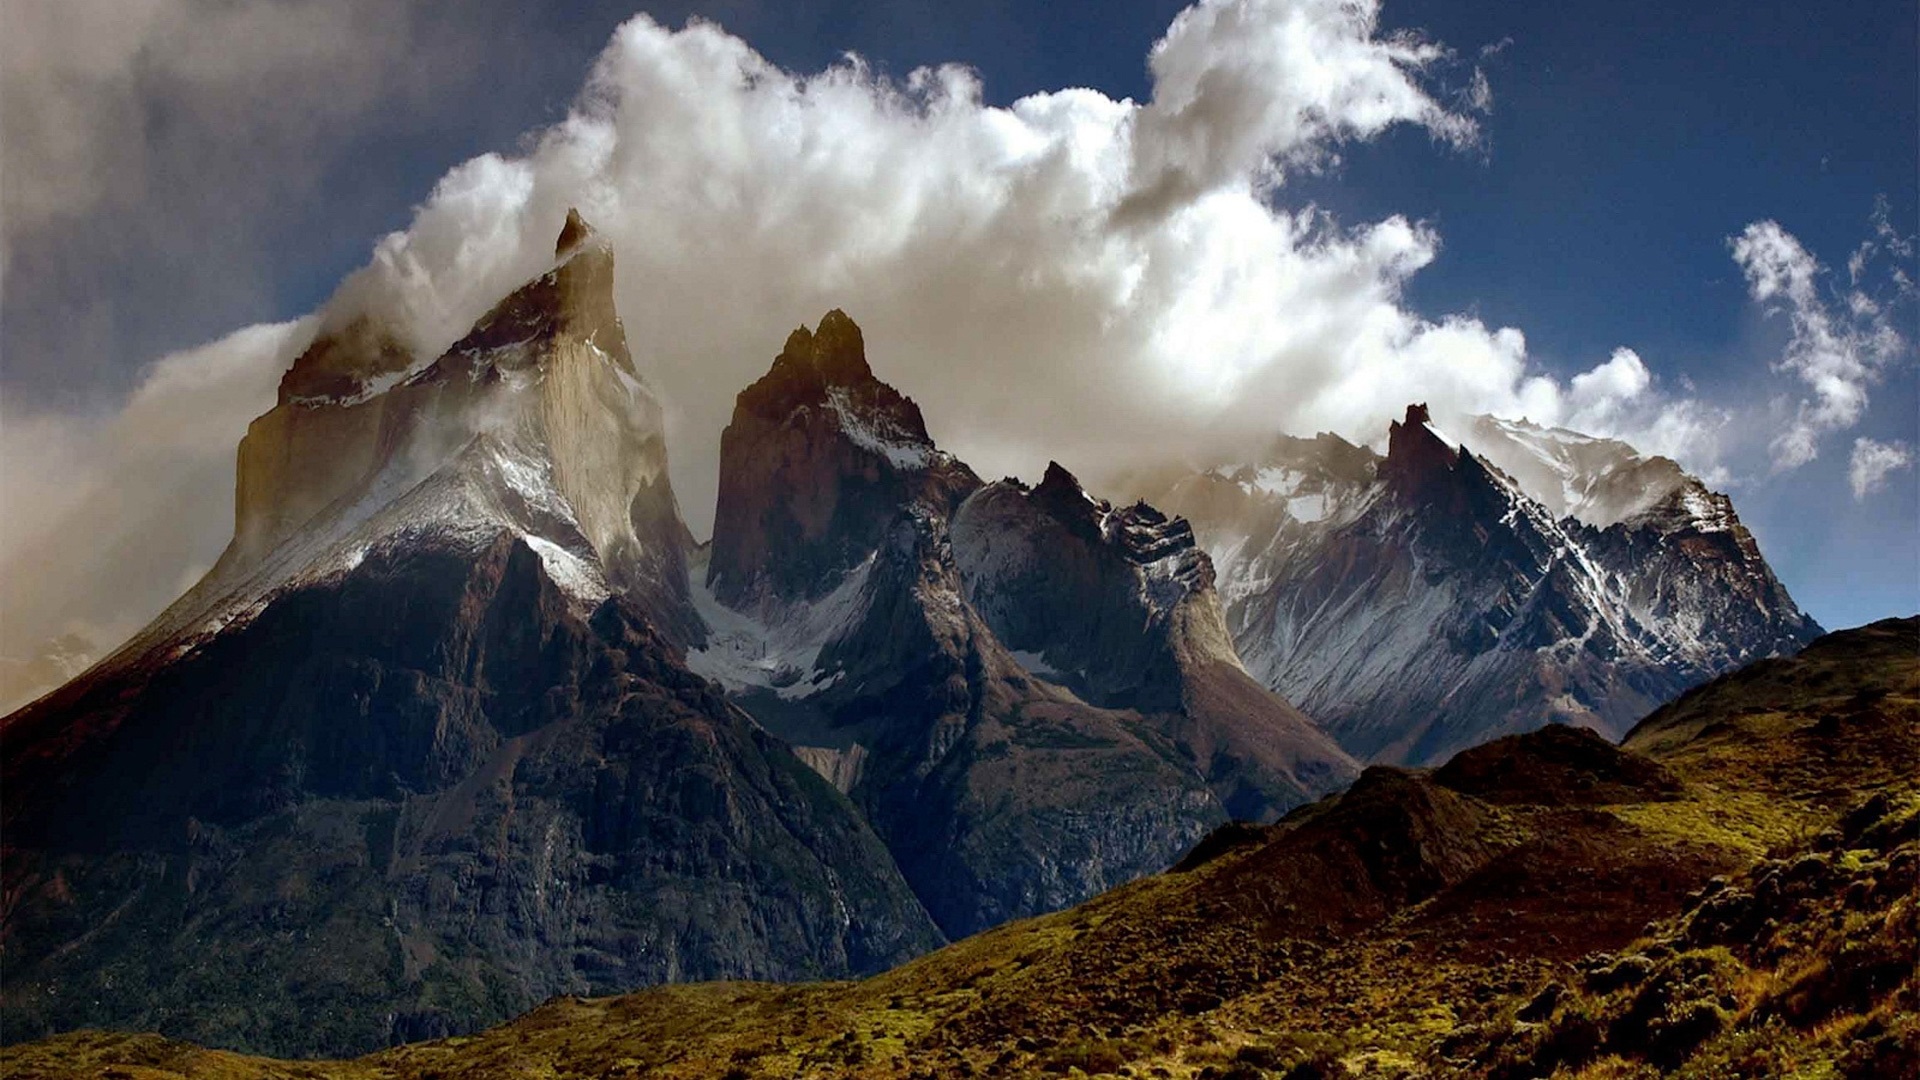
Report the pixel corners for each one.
[1143,403,1820,765]
[0,227,1843,1063]
[690,311,1358,939]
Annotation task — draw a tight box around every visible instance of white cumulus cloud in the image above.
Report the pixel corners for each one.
[316,0,1699,524]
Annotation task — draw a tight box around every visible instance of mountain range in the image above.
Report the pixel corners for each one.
[1134,407,1819,764]
[0,212,1831,1057]
[11,615,1913,1077]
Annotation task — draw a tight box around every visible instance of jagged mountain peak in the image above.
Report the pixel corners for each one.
[949,462,1359,819]
[1465,413,1695,529]
[554,206,595,257]
[438,213,629,375]
[954,472,1229,711]
[275,213,626,413]
[709,311,978,607]
[761,309,876,400]
[204,209,691,638]
[735,310,933,450]
[1029,453,1105,503]
[1144,404,1820,766]
[1025,460,1103,528]
[2,222,948,1055]
[778,307,872,386]
[996,461,1211,587]
[1376,403,1523,534]
[1033,458,1088,497]
[1382,402,1467,492]
[696,316,1355,939]
[1271,430,1379,481]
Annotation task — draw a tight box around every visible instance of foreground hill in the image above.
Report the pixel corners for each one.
[13,617,1911,1079]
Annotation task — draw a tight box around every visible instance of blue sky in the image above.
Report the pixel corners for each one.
[1,0,1913,638]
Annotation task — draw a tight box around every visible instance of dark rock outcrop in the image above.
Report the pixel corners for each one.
[951,461,1356,818]
[1,536,940,1057]
[801,506,1227,938]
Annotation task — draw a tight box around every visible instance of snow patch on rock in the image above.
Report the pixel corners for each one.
[687,549,874,699]
[523,535,610,604]
[826,387,933,470]
[1465,415,1691,529]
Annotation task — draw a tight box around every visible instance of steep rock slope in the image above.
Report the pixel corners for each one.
[706,310,979,611]
[0,217,941,1057]
[951,464,1354,816]
[691,313,1356,937]
[1148,405,1820,764]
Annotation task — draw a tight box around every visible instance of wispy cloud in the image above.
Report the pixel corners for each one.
[0,321,309,655]
[1731,211,1912,471]
[1849,437,1913,500]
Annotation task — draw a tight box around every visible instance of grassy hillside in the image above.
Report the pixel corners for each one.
[6,618,1914,1080]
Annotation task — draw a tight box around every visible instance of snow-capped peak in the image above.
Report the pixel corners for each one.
[1137,402,1819,766]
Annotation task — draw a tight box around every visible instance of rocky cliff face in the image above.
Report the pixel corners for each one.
[951,463,1354,817]
[691,313,1357,938]
[803,508,1231,937]
[0,216,940,1057]
[2,537,942,1056]
[1148,405,1820,765]
[953,463,1222,712]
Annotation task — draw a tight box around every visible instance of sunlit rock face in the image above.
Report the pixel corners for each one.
[222,209,691,634]
[1146,405,1821,766]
